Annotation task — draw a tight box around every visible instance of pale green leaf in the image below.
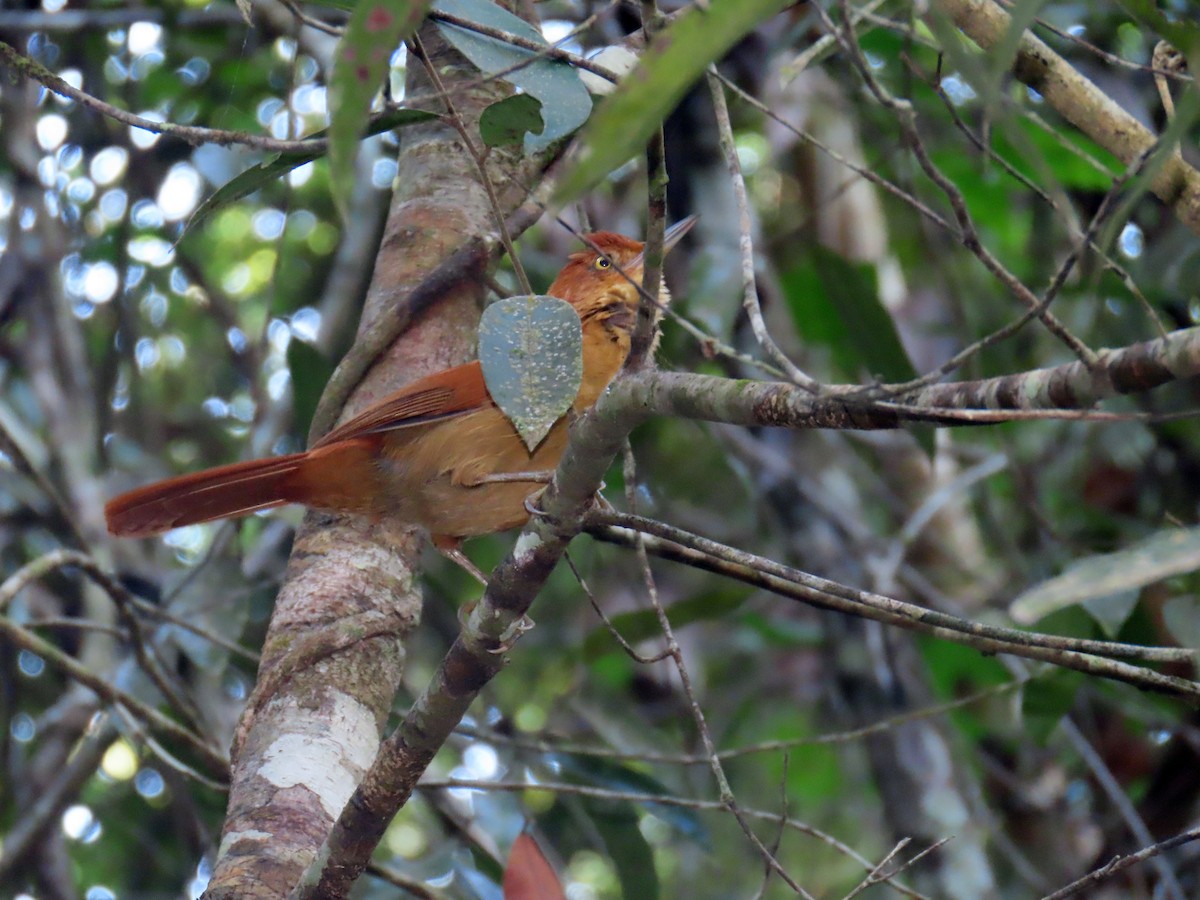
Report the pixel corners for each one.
[1010,526,1200,624]
[479,295,582,451]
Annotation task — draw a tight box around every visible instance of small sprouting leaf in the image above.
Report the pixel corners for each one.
[503,832,565,900]
[480,94,545,147]
[183,109,436,238]
[1010,526,1200,624]
[433,0,591,151]
[328,0,430,216]
[554,0,793,205]
[479,296,582,451]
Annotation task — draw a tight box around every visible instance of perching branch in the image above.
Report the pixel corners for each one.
[929,0,1200,235]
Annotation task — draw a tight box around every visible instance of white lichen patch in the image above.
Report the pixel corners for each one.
[217,828,272,860]
[258,691,380,820]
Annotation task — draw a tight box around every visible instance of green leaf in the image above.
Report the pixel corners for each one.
[479,93,544,147]
[782,248,928,453]
[183,109,436,238]
[809,246,918,384]
[288,340,335,438]
[1162,595,1200,649]
[584,587,749,660]
[552,753,709,846]
[479,295,582,451]
[553,0,792,205]
[433,0,591,152]
[1010,526,1200,624]
[1082,589,1140,639]
[328,0,430,216]
[1021,669,1082,743]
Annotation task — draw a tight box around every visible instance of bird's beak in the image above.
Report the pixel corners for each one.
[632,215,697,268]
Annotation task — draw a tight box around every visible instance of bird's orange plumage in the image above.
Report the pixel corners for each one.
[104,223,692,554]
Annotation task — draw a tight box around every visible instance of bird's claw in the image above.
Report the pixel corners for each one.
[488,614,535,653]
[524,489,549,519]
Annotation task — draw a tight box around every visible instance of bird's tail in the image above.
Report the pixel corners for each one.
[105,452,313,537]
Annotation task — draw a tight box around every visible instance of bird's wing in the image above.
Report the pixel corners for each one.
[313,361,494,447]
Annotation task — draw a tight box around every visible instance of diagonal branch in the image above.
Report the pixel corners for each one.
[929,0,1200,235]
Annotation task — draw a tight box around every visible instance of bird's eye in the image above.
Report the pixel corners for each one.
[594,257,612,270]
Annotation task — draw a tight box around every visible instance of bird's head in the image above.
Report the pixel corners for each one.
[547,217,695,336]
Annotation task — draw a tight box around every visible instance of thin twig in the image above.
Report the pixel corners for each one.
[706,67,820,391]
[1040,825,1200,900]
[586,514,1200,700]
[622,445,815,898]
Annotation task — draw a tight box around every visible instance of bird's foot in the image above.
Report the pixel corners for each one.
[462,469,555,486]
[432,535,489,586]
[488,614,536,653]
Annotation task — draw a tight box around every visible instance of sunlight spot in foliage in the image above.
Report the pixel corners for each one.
[98,189,127,223]
[291,83,327,116]
[372,156,397,188]
[1119,222,1143,259]
[62,805,101,842]
[91,146,129,185]
[248,247,278,284]
[268,368,291,401]
[101,740,139,781]
[941,74,977,105]
[134,336,160,370]
[222,263,252,296]
[127,22,162,56]
[177,57,210,86]
[161,335,186,366]
[290,307,321,342]
[257,98,284,129]
[37,114,68,151]
[164,524,210,564]
[515,702,546,732]
[252,208,285,240]
[157,163,202,221]
[129,110,164,149]
[131,198,163,228]
[10,713,35,743]
[18,650,44,677]
[83,261,119,303]
[541,19,581,52]
[274,36,298,63]
[568,851,614,899]
[288,160,315,188]
[307,222,339,255]
[58,143,83,171]
[129,235,173,266]
[230,393,256,422]
[226,327,247,353]
[384,820,428,858]
[187,858,212,899]
[735,133,767,176]
[135,768,165,799]
[463,743,500,779]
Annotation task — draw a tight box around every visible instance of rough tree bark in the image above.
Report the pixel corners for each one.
[204,12,550,896]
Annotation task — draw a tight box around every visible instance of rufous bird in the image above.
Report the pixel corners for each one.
[105,219,694,577]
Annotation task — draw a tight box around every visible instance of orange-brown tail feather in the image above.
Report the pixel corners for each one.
[105,452,312,537]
